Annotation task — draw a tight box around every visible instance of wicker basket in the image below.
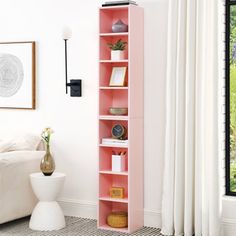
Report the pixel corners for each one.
[107,212,128,228]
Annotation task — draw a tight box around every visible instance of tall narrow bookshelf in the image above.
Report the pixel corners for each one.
[98,5,144,233]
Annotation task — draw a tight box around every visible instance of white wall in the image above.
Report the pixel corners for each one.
[0,0,168,228]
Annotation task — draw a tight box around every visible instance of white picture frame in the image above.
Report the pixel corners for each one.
[0,41,36,109]
[109,67,127,87]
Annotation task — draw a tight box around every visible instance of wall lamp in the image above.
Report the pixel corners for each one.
[62,27,82,97]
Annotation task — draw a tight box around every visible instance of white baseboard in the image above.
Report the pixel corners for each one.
[58,198,97,219]
[144,208,161,228]
[58,198,161,228]
[222,218,236,236]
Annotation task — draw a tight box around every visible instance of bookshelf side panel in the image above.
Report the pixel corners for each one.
[128,5,144,232]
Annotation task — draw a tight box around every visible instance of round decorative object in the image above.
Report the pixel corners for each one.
[109,107,128,115]
[112,19,128,33]
[111,124,126,139]
[0,53,24,97]
[40,144,55,176]
[107,211,128,228]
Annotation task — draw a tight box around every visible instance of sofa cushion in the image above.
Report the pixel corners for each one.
[8,134,41,152]
[0,140,14,153]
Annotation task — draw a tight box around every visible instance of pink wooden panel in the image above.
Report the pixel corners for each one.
[128,5,144,232]
[112,90,128,108]
[99,148,113,171]
[100,36,112,60]
[129,5,144,119]
[99,201,112,226]
[128,118,144,232]
[99,120,111,140]
[111,202,128,212]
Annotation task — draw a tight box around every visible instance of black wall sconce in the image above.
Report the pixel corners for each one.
[63,27,82,97]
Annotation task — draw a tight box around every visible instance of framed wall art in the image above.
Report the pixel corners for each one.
[0,41,36,109]
[109,67,127,87]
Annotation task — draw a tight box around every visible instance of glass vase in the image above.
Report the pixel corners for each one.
[40,144,55,176]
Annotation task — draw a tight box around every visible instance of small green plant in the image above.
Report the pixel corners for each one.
[107,39,127,51]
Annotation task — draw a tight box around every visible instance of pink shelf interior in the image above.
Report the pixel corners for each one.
[100,35,128,60]
[100,8,128,34]
[99,62,128,87]
[99,147,128,172]
[99,201,128,228]
[99,120,128,141]
[99,174,128,199]
[99,90,128,116]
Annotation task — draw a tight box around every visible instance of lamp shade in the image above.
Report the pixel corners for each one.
[62,26,72,40]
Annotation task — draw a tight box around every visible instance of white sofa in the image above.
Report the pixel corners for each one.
[0,150,44,224]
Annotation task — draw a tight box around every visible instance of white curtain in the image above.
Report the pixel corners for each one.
[161,0,222,236]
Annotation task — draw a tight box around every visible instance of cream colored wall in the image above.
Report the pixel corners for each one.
[0,0,168,227]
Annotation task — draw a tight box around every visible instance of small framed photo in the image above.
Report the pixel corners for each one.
[109,67,127,87]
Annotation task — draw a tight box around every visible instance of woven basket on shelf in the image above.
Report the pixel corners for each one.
[107,211,128,228]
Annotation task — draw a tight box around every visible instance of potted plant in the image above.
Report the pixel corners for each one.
[107,39,127,61]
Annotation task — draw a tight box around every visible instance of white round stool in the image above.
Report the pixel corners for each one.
[29,172,66,231]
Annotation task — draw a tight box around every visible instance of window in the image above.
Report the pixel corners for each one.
[226,0,236,195]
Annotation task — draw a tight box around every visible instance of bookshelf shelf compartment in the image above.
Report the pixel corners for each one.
[99,90,128,116]
[99,146,128,173]
[100,63,128,87]
[99,7,128,34]
[99,174,128,199]
[100,35,128,61]
[98,5,143,233]
[98,201,128,232]
[99,120,128,143]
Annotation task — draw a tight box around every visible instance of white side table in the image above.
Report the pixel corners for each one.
[29,172,66,231]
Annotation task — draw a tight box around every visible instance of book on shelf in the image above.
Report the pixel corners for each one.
[102,0,137,7]
[105,0,136,3]
[102,138,128,146]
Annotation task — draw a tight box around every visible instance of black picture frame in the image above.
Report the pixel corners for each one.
[226,0,236,196]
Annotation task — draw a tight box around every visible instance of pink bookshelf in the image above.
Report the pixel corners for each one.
[98,5,144,233]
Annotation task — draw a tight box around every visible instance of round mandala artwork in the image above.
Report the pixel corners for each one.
[0,53,24,97]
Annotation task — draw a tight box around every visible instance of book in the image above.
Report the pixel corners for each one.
[105,0,136,4]
[102,138,128,146]
[102,1,137,7]
[102,3,137,7]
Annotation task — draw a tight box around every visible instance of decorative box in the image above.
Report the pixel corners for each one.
[112,155,126,172]
[110,187,124,199]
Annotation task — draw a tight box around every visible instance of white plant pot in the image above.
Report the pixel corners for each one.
[111,50,125,61]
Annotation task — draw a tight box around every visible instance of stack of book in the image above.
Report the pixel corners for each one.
[102,138,128,146]
[102,0,137,7]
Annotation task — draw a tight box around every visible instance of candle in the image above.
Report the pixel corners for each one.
[62,26,72,40]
